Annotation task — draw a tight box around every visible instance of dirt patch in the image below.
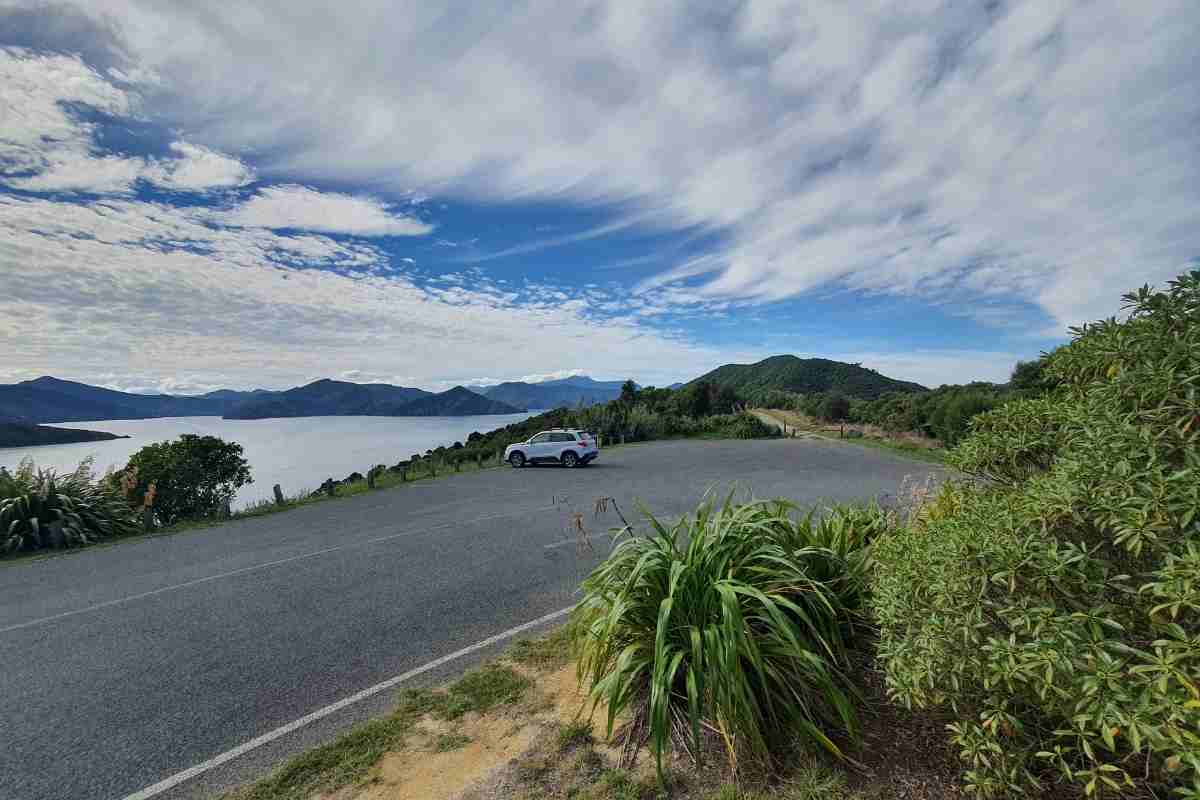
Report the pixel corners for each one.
[334,662,626,800]
[351,714,541,800]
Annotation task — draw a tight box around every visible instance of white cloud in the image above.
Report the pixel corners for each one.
[143,141,254,191]
[53,0,1195,329]
[221,184,432,236]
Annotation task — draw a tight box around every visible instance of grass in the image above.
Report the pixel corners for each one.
[228,713,415,800]
[509,626,575,671]
[434,731,472,751]
[228,661,535,800]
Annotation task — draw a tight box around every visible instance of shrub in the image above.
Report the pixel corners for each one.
[1,458,136,554]
[572,496,881,783]
[819,392,851,422]
[872,271,1200,798]
[117,434,252,524]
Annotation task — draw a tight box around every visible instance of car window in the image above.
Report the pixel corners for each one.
[530,433,551,444]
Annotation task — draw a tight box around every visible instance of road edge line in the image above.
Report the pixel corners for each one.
[119,605,573,800]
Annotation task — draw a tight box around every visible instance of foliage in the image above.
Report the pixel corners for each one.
[1,458,136,554]
[871,271,1200,798]
[819,392,851,422]
[692,355,927,400]
[572,495,883,783]
[116,434,252,524]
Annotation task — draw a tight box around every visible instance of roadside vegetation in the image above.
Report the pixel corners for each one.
[874,270,1200,798]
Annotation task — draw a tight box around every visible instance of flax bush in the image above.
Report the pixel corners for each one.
[1,458,137,554]
[872,271,1200,798]
[572,496,882,783]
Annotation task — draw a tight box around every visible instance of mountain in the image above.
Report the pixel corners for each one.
[0,376,260,423]
[387,386,522,416]
[689,356,927,400]
[480,376,629,410]
[223,379,433,419]
[0,421,127,448]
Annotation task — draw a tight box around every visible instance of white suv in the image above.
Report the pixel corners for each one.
[505,429,599,468]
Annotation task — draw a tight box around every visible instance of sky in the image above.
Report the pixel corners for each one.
[1,0,1196,394]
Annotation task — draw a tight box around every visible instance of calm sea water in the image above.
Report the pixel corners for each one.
[0,413,539,508]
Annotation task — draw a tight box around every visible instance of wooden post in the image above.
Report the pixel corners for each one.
[273,484,285,506]
[367,469,376,489]
[840,424,845,439]
[142,506,153,532]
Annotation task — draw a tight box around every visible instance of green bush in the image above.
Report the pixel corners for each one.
[872,271,1200,798]
[117,434,252,524]
[1,458,136,554]
[572,496,881,783]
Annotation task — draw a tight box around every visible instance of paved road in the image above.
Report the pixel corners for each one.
[0,438,939,800]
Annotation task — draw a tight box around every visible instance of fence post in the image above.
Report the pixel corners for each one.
[367,469,376,489]
[273,484,285,506]
[142,506,153,532]
[620,431,626,445]
[840,424,845,439]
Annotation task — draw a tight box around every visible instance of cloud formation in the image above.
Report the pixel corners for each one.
[222,184,432,236]
[61,0,1197,329]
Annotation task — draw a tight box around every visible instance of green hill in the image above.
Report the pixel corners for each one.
[689,355,927,400]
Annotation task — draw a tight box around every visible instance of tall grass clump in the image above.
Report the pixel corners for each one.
[572,495,882,783]
[1,458,137,554]
[872,271,1200,798]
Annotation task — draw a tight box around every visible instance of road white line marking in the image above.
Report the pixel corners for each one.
[0,505,555,635]
[119,605,573,800]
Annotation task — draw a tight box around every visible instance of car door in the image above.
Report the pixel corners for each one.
[527,432,553,462]
[550,432,574,461]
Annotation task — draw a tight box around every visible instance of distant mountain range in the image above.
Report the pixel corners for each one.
[477,375,630,410]
[0,375,523,424]
[0,357,927,432]
[690,355,927,399]
[223,380,519,419]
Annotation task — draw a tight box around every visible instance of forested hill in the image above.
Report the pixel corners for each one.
[690,355,927,400]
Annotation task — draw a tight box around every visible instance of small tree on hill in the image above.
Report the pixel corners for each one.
[819,392,850,422]
[118,435,251,524]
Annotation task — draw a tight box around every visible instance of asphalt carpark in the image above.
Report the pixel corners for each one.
[0,437,942,800]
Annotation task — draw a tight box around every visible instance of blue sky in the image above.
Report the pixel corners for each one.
[1,1,1197,393]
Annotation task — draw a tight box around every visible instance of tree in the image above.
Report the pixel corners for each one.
[1008,355,1054,396]
[619,379,637,406]
[819,392,850,422]
[119,435,251,524]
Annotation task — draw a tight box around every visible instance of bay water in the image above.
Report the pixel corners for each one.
[0,413,539,508]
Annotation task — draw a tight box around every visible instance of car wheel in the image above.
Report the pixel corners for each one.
[561,451,578,468]
[509,452,525,468]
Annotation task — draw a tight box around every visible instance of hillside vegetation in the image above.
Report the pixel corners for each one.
[692,355,927,400]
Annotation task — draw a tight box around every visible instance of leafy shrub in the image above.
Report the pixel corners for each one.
[819,392,851,422]
[1,458,136,554]
[116,434,252,524]
[872,271,1200,798]
[572,496,881,782]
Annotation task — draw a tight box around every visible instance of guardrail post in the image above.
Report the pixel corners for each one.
[273,484,285,506]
